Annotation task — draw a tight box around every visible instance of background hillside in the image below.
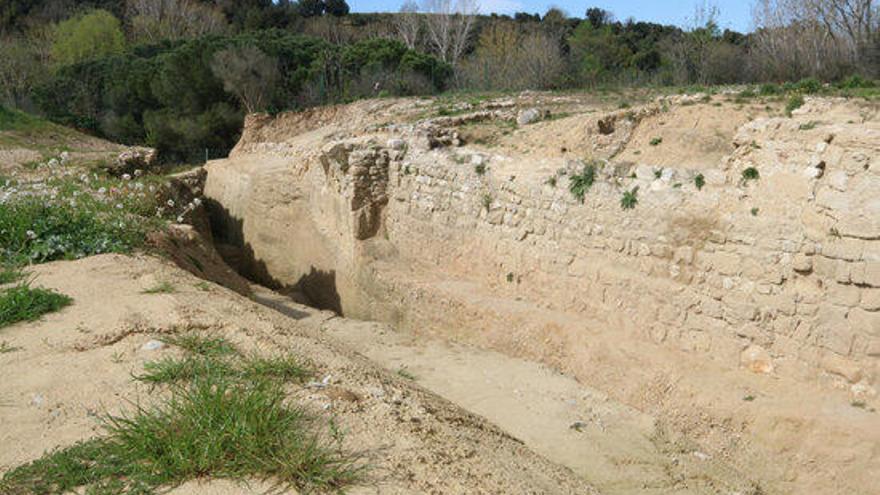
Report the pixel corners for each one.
[1,0,878,161]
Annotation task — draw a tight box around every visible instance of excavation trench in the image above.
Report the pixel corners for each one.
[176,96,880,495]
[192,192,760,495]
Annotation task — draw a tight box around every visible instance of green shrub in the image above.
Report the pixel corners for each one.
[758,83,780,96]
[649,137,662,146]
[694,173,705,190]
[838,75,875,89]
[569,164,596,203]
[796,77,821,94]
[0,283,72,328]
[742,167,760,181]
[785,95,805,116]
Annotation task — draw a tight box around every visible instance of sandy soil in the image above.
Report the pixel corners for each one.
[0,254,594,494]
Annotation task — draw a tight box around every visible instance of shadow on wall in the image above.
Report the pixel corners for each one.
[204,198,343,315]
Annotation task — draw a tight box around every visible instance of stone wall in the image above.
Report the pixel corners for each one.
[206,97,880,389]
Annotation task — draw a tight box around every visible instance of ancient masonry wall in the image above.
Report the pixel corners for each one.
[375,110,880,386]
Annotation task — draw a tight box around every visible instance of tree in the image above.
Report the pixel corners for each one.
[51,9,125,66]
[586,7,613,28]
[0,36,47,108]
[127,0,227,44]
[394,0,421,49]
[210,45,280,114]
[298,0,325,17]
[421,0,478,66]
[325,0,350,17]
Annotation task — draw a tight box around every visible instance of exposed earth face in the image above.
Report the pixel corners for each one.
[2,90,879,495]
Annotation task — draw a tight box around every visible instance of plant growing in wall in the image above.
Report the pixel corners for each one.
[741,167,760,182]
[481,193,492,210]
[620,186,639,210]
[569,164,596,203]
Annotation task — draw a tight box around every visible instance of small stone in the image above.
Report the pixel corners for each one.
[141,339,165,351]
[387,138,406,150]
[740,345,774,374]
[517,108,546,126]
[31,393,45,407]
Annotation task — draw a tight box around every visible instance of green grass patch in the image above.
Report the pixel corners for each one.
[0,105,55,133]
[0,283,72,328]
[1,332,357,493]
[0,266,24,284]
[0,172,169,265]
[0,373,361,494]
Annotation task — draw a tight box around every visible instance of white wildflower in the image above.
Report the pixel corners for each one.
[166,199,175,207]
[26,230,37,240]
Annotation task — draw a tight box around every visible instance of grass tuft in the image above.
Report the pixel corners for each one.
[0,266,24,285]
[694,173,705,190]
[0,283,72,328]
[0,375,361,494]
[569,164,596,203]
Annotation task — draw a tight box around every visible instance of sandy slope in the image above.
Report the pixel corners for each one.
[0,254,594,494]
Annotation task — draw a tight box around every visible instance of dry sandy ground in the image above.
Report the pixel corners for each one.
[0,254,594,494]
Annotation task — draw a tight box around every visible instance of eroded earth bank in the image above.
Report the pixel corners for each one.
[203,93,880,494]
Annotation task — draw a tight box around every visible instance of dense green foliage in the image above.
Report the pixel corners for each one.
[0,282,72,328]
[51,9,125,66]
[33,31,449,161]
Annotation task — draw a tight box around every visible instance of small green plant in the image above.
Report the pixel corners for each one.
[649,137,663,146]
[506,272,514,283]
[396,368,416,380]
[851,401,867,409]
[742,167,760,182]
[110,351,125,364]
[798,121,819,131]
[751,207,760,216]
[743,395,756,402]
[142,281,175,294]
[545,176,557,188]
[785,95,805,116]
[194,281,211,291]
[694,174,705,190]
[654,168,663,179]
[0,283,72,328]
[474,163,486,175]
[481,193,492,211]
[569,164,596,203]
[0,340,21,353]
[620,187,639,210]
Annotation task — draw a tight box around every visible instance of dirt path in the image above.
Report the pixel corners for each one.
[253,286,756,495]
